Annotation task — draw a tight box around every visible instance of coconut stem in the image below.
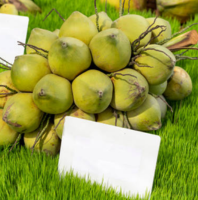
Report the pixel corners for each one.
[119,0,122,17]
[0,62,11,70]
[54,105,75,131]
[0,57,12,66]
[156,95,173,113]
[158,23,198,45]
[0,92,15,95]
[8,133,22,153]
[137,47,176,69]
[43,8,65,22]
[17,41,48,58]
[132,17,167,53]
[128,0,130,14]
[144,26,167,48]
[105,0,107,13]
[108,73,137,78]
[113,110,119,126]
[130,60,153,68]
[94,0,100,32]
[122,0,126,15]
[123,112,131,129]
[176,55,198,62]
[31,114,51,154]
[0,64,11,70]
[0,85,18,93]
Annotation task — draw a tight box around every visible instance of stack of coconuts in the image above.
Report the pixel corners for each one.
[0,10,193,156]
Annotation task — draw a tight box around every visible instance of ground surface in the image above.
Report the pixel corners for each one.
[0,0,198,200]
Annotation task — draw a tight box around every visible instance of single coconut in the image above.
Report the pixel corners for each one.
[111,14,151,46]
[0,4,18,15]
[0,71,18,108]
[0,109,19,146]
[157,0,198,23]
[26,28,58,55]
[72,69,113,114]
[97,107,125,127]
[127,94,162,131]
[134,44,176,85]
[3,93,44,133]
[48,37,92,81]
[59,11,98,45]
[89,11,112,31]
[11,54,51,92]
[33,74,73,114]
[110,68,149,111]
[54,107,96,139]
[155,95,167,119]
[163,66,192,100]
[149,81,167,95]
[24,123,61,156]
[146,17,172,43]
[89,28,131,72]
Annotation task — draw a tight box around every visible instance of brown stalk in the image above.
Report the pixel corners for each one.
[105,0,107,13]
[8,133,22,153]
[17,41,48,58]
[122,0,126,15]
[0,57,12,66]
[43,8,65,22]
[128,0,130,14]
[54,105,75,131]
[31,114,50,154]
[0,62,11,70]
[141,48,176,68]
[157,95,173,113]
[94,0,100,32]
[0,85,18,93]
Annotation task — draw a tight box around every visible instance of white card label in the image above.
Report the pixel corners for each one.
[0,14,29,64]
[58,117,161,198]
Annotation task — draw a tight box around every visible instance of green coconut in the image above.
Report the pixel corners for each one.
[48,37,92,81]
[89,11,112,31]
[97,107,125,127]
[111,14,151,46]
[163,66,192,100]
[110,68,149,111]
[0,109,19,146]
[127,94,161,131]
[26,28,58,55]
[59,11,98,45]
[155,95,167,119]
[2,93,44,133]
[146,17,172,43]
[134,44,176,85]
[54,107,95,139]
[11,54,51,92]
[0,71,18,108]
[72,70,113,114]
[149,81,167,95]
[33,74,73,114]
[24,123,61,156]
[0,4,18,15]
[89,28,131,72]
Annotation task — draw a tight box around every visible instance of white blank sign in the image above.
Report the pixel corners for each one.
[0,14,29,64]
[58,117,161,198]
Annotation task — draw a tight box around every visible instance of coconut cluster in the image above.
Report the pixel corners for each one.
[0,11,193,156]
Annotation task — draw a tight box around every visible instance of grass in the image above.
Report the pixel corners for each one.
[1,0,198,199]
